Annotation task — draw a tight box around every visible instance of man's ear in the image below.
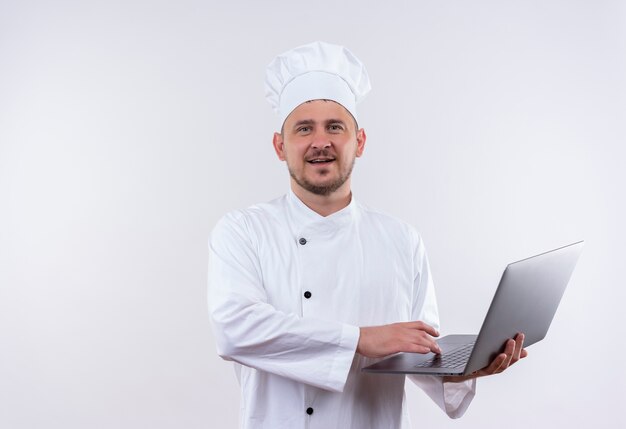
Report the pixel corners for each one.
[355,128,366,157]
[272,132,286,161]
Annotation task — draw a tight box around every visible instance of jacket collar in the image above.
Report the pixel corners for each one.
[286,187,358,233]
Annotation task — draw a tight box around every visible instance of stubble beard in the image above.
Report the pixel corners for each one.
[288,156,356,196]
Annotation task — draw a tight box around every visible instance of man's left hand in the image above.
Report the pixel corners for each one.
[442,333,528,383]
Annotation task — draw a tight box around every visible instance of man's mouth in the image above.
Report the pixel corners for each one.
[307,158,336,164]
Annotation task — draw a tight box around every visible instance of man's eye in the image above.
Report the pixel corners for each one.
[298,127,310,133]
[329,124,344,131]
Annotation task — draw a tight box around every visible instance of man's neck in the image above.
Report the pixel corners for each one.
[291,182,352,217]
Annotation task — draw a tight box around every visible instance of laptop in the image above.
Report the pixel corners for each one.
[362,241,584,376]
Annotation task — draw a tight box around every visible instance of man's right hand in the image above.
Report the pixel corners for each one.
[356,321,443,358]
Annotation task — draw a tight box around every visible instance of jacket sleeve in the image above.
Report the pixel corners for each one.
[406,228,477,419]
[207,211,360,393]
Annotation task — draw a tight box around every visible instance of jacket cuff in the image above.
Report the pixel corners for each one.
[325,324,360,392]
[408,374,476,418]
[442,378,476,418]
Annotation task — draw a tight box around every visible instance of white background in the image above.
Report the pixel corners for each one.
[1,1,624,428]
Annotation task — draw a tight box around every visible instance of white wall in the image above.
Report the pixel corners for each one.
[1,1,623,428]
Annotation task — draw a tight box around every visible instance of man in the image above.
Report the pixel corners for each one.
[208,41,527,429]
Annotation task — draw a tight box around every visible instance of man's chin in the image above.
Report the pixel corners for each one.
[289,167,351,196]
[304,176,336,188]
[300,178,347,196]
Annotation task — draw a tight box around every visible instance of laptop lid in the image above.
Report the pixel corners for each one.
[463,240,584,374]
[362,241,584,375]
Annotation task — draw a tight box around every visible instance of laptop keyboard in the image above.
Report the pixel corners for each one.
[414,342,475,369]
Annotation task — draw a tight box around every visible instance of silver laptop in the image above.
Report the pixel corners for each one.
[362,241,584,376]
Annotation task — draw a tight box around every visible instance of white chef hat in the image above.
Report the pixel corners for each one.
[264,41,371,127]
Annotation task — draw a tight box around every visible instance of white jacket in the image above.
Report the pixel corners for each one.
[208,189,475,429]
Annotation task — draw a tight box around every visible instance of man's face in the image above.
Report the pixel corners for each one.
[272,99,366,196]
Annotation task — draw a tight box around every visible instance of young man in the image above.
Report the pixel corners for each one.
[208,41,526,429]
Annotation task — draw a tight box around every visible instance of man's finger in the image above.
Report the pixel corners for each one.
[484,353,508,375]
[511,333,525,363]
[505,338,515,354]
[498,339,516,371]
[405,329,442,354]
[404,321,440,337]
[406,344,434,354]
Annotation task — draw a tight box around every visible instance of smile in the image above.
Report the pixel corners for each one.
[307,158,336,164]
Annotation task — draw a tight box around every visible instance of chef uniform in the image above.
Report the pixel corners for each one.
[208,41,476,429]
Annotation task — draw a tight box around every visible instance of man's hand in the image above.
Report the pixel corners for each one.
[357,321,442,358]
[443,333,528,383]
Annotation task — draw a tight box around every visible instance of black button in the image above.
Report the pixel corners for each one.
[304,291,312,299]
[299,237,307,245]
[306,407,314,415]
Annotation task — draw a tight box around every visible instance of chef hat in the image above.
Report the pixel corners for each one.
[264,41,371,126]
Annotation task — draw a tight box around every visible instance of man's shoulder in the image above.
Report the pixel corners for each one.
[211,194,288,235]
[355,200,423,242]
[355,200,419,230]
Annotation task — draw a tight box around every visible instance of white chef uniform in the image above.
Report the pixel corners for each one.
[208,188,476,429]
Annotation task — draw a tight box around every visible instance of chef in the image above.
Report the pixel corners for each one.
[208,41,527,429]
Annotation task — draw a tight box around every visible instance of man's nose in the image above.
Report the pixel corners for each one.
[310,129,331,149]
